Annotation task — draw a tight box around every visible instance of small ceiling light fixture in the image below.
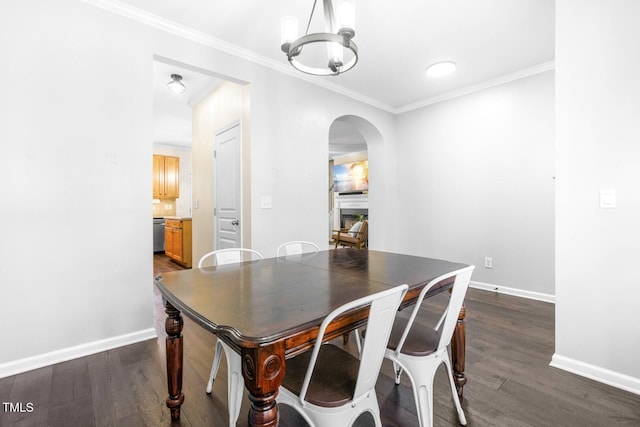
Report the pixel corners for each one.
[281,0,358,76]
[426,61,457,78]
[167,74,186,94]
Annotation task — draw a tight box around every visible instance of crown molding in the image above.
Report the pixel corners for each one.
[395,60,556,114]
[82,0,554,116]
[81,0,395,113]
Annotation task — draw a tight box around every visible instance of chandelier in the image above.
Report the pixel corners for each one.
[281,0,358,76]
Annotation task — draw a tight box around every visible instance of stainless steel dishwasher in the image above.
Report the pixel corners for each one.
[153,218,165,252]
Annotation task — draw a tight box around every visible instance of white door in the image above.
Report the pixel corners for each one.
[214,123,241,250]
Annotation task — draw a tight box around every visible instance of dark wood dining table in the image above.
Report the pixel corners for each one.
[154,249,469,427]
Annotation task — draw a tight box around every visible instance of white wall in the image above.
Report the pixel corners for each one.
[0,0,397,374]
[245,67,398,257]
[553,0,640,393]
[394,72,556,298]
[0,0,156,373]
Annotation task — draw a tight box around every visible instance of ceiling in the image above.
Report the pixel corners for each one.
[153,61,223,147]
[145,0,554,151]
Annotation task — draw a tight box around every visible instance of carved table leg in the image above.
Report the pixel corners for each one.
[242,341,286,427]
[450,303,467,397]
[164,301,185,420]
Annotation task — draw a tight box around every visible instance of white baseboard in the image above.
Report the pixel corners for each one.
[470,280,555,304]
[550,354,640,396]
[0,328,157,379]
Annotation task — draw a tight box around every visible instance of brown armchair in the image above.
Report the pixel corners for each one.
[332,220,368,249]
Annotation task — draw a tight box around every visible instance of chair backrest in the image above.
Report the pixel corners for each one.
[392,266,475,357]
[296,284,408,406]
[357,220,369,243]
[198,248,264,268]
[276,241,320,257]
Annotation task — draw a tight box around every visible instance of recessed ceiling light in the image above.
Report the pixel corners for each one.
[426,61,456,78]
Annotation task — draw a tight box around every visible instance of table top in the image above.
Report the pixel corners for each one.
[155,249,466,348]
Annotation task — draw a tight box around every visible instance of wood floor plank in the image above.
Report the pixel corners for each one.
[3,367,52,427]
[86,351,120,427]
[48,358,95,426]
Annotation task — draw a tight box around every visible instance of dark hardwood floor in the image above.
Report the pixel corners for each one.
[153,252,188,276]
[1,254,638,426]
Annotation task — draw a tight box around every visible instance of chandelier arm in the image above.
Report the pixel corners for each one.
[305,0,318,36]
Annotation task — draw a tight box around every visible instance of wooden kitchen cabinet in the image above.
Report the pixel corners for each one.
[153,155,180,199]
[165,218,192,268]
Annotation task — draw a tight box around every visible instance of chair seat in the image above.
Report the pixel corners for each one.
[331,233,361,244]
[281,344,359,408]
[386,316,440,357]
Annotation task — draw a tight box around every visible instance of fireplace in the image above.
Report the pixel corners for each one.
[332,193,368,235]
[340,208,368,229]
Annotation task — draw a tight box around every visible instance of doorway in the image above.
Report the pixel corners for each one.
[152,56,250,269]
[328,115,384,248]
[329,116,369,240]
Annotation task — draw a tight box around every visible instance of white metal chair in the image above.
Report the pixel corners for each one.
[384,265,475,427]
[198,247,263,268]
[278,284,408,427]
[276,241,321,257]
[199,248,264,426]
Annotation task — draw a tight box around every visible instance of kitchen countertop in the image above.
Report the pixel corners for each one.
[163,216,192,221]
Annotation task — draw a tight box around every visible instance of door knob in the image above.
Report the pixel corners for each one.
[231,219,239,226]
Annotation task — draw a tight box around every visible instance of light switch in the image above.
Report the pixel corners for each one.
[261,196,272,209]
[599,189,616,209]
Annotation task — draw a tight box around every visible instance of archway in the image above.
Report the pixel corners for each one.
[328,115,384,248]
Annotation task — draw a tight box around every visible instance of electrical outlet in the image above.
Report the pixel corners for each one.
[484,257,493,269]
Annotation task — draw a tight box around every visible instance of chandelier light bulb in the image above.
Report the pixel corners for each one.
[337,0,355,37]
[281,16,299,51]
